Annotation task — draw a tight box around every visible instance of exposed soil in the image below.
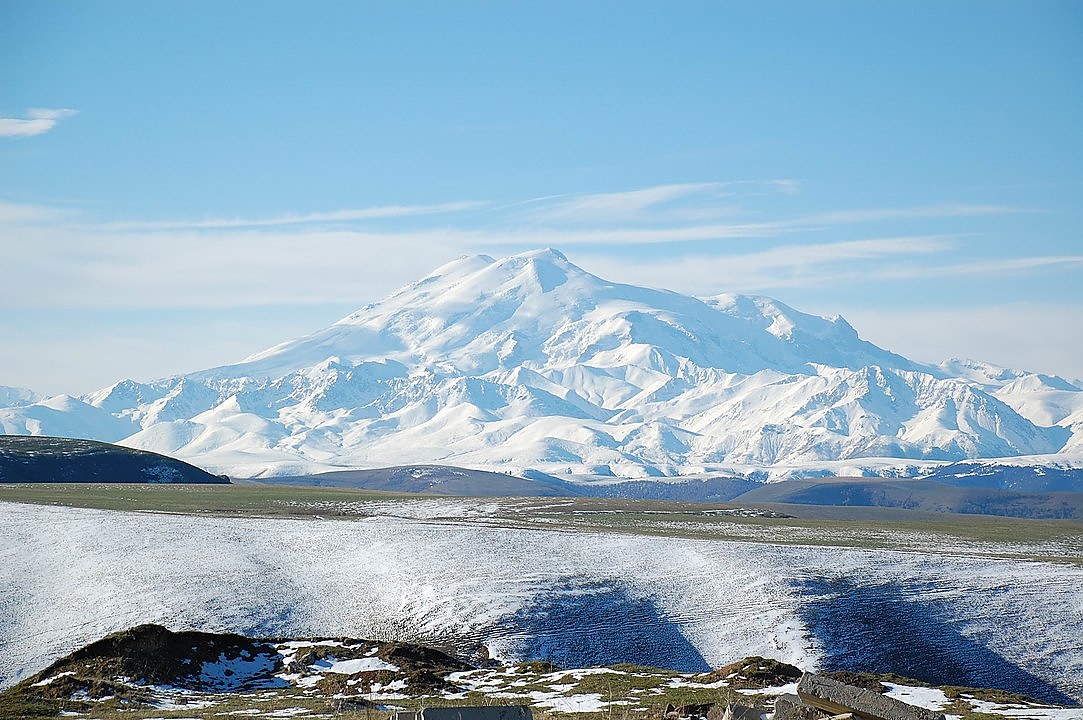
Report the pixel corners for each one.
[699,655,803,689]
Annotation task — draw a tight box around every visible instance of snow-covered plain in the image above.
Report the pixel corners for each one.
[1,501,1080,704]
[1,250,1080,478]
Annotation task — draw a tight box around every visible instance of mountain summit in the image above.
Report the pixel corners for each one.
[2,250,1077,477]
[204,248,915,381]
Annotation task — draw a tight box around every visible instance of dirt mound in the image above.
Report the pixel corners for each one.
[0,624,279,718]
[701,656,803,689]
[58,623,273,687]
[284,638,473,695]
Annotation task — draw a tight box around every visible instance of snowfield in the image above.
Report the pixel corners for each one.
[1,500,1080,704]
[2,249,1081,478]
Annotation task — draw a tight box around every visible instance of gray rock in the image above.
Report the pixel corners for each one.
[797,673,945,720]
[720,703,768,720]
[774,694,825,720]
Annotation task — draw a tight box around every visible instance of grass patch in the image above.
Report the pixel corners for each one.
[0,482,413,518]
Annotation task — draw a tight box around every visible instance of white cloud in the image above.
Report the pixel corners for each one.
[0,200,75,224]
[489,197,1028,245]
[803,203,1030,225]
[0,190,1066,315]
[867,254,1083,281]
[0,224,485,309]
[514,180,800,225]
[0,108,78,138]
[578,236,955,294]
[0,225,981,321]
[528,182,725,223]
[103,201,486,231]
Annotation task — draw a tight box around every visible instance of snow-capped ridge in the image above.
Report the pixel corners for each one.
[0,385,38,408]
[3,249,1076,477]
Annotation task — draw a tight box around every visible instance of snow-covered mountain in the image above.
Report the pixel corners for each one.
[0,385,37,408]
[2,249,1078,477]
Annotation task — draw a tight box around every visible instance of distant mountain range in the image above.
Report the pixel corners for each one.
[2,249,1081,479]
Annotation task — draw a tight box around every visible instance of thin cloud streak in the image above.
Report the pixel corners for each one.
[804,203,1034,225]
[871,254,1083,280]
[531,182,724,222]
[516,180,799,225]
[584,243,1082,296]
[582,236,956,295]
[101,201,487,231]
[3,185,1028,248]
[1,225,482,309]
[0,189,1061,313]
[497,200,1029,246]
[0,225,956,309]
[0,200,75,224]
[0,108,79,138]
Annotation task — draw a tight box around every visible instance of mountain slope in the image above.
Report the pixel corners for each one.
[0,385,37,408]
[1,249,1074,477]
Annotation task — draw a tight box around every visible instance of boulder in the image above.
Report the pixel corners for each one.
[796,673,945,720]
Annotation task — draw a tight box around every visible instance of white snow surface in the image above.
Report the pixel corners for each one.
[532,692,608,713]
[2,250,1078,476]
[1,501,1080,703]
[311,656,398,674]
[883,683,951,710]
[964,699,1083,720]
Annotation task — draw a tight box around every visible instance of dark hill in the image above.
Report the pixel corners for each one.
[258,465,758,500]
[0,436,228,484]
[259,464,580,496]
[732,477,1083,519]
[920,462,1083,492]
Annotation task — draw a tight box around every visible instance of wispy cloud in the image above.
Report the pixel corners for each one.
[579,237,1082,297]
[581,236,956,294]
[0,200,75,224]
[466,182,1026,245]
[0,221,954,309]
[529,182,724,223]
[0,223,485,309]
[0,108,79,138]
[0,186,1062,312]
[802,203,1032,225]
[102,201,486,231]
[515,180,799,225]
[870,254,1083,280]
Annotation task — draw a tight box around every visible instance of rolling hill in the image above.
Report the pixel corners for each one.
[0,436,229,484]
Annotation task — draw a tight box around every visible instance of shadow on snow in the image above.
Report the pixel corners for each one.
[794,576,1076,706]
[507,581,709,673]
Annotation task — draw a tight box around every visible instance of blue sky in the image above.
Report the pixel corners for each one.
[2,0,1081,395]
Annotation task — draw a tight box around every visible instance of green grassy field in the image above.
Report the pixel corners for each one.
[0,482,408,517]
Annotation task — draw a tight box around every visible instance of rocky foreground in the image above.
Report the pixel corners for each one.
[1,625,1079,720]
